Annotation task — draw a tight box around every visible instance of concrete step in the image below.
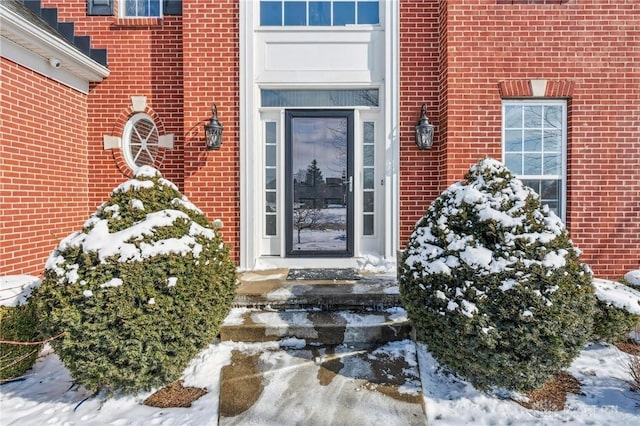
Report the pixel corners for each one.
[218,340,426,426]
[221,308,410,345]
[234,269,401,310]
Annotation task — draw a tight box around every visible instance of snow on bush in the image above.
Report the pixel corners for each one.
[399,158,595,392]
[34,167,236,394]
[591,278,640,343]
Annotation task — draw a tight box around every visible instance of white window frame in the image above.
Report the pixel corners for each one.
[119,0,163,18]
[502,99,567,221]
[122,112,160,172]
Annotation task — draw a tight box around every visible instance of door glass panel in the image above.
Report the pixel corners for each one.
[287,112,352,255]
[362,121,375,235]
[264,122,278,236]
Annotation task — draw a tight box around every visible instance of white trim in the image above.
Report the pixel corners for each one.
[239,0,254,269]
[501,99,567,222]
[384,0,399,261]
[240,0,399,270]
[0,3,109,94]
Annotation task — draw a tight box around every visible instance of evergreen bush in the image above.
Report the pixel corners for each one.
[34,167,236,394]
[592,301,638,343]
[399,158,595,392]
[0,303,41,381]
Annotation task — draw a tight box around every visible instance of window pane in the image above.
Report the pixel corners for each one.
[334,2,355,25]
[262,89,379,107]
[544,105,562,129]
[309,1,331,25]
[543,153,560,175]
[363,214,374,236]
[505,105,522,128]
[523,153,542,175]
[363,191,374,212]
[357,1,379,24]
[363,145,374,166]
[266,215,277,236]
[505,130,522,152]
[363,122,374,144]
[266,168,277,189]
[541,180,559,200]
[266,122,277,144]
[124,0,162,17]
[524,105,542,128]
[544,129,561,152]
[522,179,540,194]
[284,1,306,25]
[523,129,542,151]
[266,192,277,212]
[261,1,282,25]
[363,169,374,189]
[505,153,522,174]
[266,145,277,167]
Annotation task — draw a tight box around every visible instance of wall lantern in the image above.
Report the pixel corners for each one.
[415,104,435,150]
[204,104,223,150]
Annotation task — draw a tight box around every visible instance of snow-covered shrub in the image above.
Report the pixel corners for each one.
[0,276,42,381]
[591,279,640,343]
[399,158,595,392]
[34,167,236,394]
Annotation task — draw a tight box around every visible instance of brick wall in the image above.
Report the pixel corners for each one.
[399,0,443,247]
[42,0,185,210]
[181,1,241,263]
[437,0,640,277]
[0,58,90,276]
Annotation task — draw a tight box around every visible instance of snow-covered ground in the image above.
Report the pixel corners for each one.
[2,273,640,426]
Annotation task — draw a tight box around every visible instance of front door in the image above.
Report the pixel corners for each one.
[285,110,354,257]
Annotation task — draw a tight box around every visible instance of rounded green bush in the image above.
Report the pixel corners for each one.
[0,303,41,381]
[399,158,595,392]
[34,167,236,394]
[592,301,638,343]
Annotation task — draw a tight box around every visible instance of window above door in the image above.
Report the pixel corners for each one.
[260,1,379,26]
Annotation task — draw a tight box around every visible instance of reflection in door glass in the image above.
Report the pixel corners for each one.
[292,117,348,252]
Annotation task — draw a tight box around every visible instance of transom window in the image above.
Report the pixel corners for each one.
[502,100,566,220]
[122,113,160,171]
[261,89,379,107]
[260,1,379,26]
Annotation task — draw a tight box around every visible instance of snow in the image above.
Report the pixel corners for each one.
[3,163,638,424]
[2,330,639,425]
[0,275,41,307]
[626,270,640,287]
[593,278,640,315]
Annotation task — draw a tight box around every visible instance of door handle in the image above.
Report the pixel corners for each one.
[349,176,353,192]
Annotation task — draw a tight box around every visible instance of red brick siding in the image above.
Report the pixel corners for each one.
[399,1,443,246]
[438,0,640,278]
[42,0,185,210]
[0,58,90,276]
[181,1,240,263]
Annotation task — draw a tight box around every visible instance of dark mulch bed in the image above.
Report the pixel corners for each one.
[514,372,582,411]
[143,380,207,408]
[616,340,640,356]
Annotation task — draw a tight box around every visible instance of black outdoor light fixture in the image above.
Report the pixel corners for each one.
[204,104,223,150]
[415,104,435,150]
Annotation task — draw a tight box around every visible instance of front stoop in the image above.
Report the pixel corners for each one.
[218,269,428,425]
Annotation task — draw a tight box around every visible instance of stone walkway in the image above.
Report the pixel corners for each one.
[217,269,428,425]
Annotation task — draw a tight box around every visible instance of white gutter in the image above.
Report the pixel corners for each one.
[0,2,109,93]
